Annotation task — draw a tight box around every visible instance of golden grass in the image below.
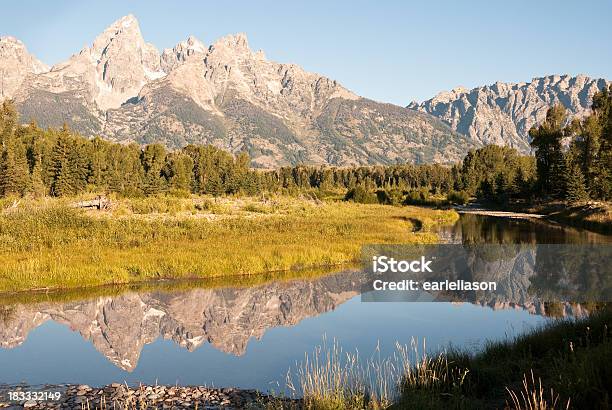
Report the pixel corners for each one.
[549,202,612,234]
[286,337,468,410]
[506,371,570,410]
[0,195,458,293]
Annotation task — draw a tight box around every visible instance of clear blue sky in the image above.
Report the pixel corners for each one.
[2,0,611,104]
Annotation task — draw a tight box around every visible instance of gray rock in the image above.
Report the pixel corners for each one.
[0,37,48,100]
[409,75,611,153]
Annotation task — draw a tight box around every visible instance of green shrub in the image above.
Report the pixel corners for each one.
[404,188,432,205]
[446,190,470,205]
[344,186,378,204]
[376,188,404,206]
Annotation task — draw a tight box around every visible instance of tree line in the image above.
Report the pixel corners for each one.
[0,85,610,204]
[0,100,453,199]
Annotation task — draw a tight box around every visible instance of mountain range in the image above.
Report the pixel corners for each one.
[0,15,609,167]
[409,74,610,152]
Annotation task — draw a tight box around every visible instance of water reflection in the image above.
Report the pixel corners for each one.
[0,269,588,377]
[0,271,367,372]
[440,213,612,244]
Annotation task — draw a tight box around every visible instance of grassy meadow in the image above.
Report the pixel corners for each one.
[0,194,458,293]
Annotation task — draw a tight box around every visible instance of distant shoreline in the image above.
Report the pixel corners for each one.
[455,207,546,220]
[455,201,612,234]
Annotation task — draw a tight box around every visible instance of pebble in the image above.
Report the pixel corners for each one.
[0,383,301,409]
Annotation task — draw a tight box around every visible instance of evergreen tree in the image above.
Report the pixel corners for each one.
[88,137,111,189]
[529,105,567,197]
[565,162,589,203]
[69,138,91,194]
[205,170,224,196]
[163,152,194,192]
[231,151,250,193]
[0,137,30,196]
[0,100,18,147]
[48,128,74,196]
[494,172,510,204]
[107,144,144,196]
[478,178,496,201]
[20,121,47,196]
[591,85,612,199]
[513,166,532,198]
[564,86,612,201]
[141,144,167,195]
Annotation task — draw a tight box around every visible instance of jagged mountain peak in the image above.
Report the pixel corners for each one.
[0,36,49,99]
[184,35,206,51]
[42,13,166,110]
[0,35,20,43]
[90,14,145,59]
[212,32,250,51]
[100,14,140,36]
[410,74,610,152]
[160,35,207,72]
[7,14,475,167]
[1,35,29,50]
[204,32,253,66]
[0,36,48,73]
[111,14,138,29]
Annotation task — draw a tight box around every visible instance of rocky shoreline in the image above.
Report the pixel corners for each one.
[0,384,301,409]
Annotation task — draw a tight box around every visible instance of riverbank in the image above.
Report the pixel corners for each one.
[0,195,458,293]
[454,207,546,220]
[542,202,612,234]
[457,201,612,234]
[291,306,611,409]
[393,305,611,410]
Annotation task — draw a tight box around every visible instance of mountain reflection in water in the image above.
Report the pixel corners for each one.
[0,269,588,374]
[0,272,367,371]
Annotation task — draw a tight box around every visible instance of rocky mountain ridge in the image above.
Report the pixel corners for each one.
[0,36,48,100]
[409,74,610,153]
[1,15,472,167]
[4,15,608,165]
